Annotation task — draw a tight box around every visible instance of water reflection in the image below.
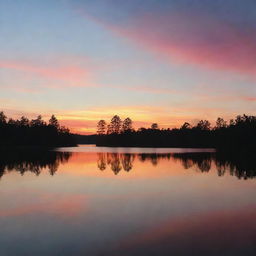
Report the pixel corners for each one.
[97,152,256,179]
[0,149,255,180]
[97,153,135,174]
[0,150,71,178]
[174,152,256,180]
[0,148,255,256]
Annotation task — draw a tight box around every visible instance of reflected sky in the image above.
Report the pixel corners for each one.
[0,147,255,255]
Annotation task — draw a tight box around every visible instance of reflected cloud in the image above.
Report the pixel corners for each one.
[0,194,86,219]
[111,207,256,256]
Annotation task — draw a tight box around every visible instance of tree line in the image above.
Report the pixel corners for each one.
[97,116,133,135]
[0,111,76,147]
[96,114,256,150]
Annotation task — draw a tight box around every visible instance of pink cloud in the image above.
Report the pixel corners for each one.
[85,11,256,75]
[0,59,95,87]
[124,85,178,95]
[244,97,256,102]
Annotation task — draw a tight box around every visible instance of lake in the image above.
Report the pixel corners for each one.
[0,146,255,255]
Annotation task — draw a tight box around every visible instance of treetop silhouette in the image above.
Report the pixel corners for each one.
[0,111,76,147]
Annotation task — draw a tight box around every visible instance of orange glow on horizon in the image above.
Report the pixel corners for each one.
[2,106,241,135]
[56,106,213,134]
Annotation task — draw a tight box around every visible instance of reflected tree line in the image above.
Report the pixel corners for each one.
[96,114,256,150]
[97,153,135,174]
[97,152,256,179]
[0,149,71,178]
[97,153,173,174]
[0,151,255,180]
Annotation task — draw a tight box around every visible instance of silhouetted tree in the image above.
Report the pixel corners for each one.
[109,115,122,134]
[95,114,256,151]
[59,126,70,133]
[0,111,7,124]
[151,123,159,130]
[215,117,227,129]
[122,117,133,132]
[0,111,76,147]
[229,119,235,126]
[180,122,191,129]
[195,120,211,130]
[49,115,60,129]
[8,118,16,125]
[20,116,29,126]
[106,124,112,135]
[97,120,106,135]
[31,115,46,127]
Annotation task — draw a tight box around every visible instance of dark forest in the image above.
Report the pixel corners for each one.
[95,114,256,151]
[0,111,76,147]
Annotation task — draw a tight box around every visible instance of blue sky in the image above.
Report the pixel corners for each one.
[0,0,255,133]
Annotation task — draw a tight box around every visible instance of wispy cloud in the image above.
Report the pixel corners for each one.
[244,97,256,102]
[75,0,256,76]
[0,59,95,88]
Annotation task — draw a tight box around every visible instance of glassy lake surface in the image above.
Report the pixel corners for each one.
[0,146,255,256]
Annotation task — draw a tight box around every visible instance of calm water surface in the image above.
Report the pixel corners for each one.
[0,146,255,256]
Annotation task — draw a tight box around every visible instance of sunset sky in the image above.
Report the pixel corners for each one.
[1,0,256,134]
